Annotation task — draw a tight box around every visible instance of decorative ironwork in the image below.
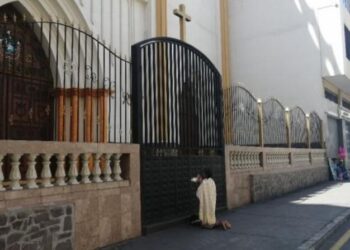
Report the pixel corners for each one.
[230,86,259,146]
[290,107,307,148]
[0,4,131,143]
[262,98,287,147]
[0,6,54,141]
[63,60,76,76]
[0,30,21,61]
[132,38,223,148]
[132,37,225,230]
[310,112,322,148]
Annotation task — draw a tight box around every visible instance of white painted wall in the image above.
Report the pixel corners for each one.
[318,1,344,77]
[167,0,222,70]
[75,0,151,58]
[229,0,330,121]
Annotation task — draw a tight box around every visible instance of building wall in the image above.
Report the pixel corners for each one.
[229,0,330,122]
[167,0,222,70]
[225,145,328,209]
[0,142,141,250]
[318,0,344,77]
[1,0,152,58]
[0,182,141,250]
[74,0,152,57]
[0,204,74,250]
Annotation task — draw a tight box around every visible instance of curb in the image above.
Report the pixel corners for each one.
[297,209,350,250]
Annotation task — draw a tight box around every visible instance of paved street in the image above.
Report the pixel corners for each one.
[318,219,350,250]
[104,182,350,250]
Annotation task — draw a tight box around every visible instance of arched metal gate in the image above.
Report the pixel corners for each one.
[131,37,226,232]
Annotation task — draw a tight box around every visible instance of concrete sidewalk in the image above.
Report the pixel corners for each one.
[110,182,350,250]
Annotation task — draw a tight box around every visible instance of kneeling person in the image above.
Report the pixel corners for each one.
[194,168,231,230]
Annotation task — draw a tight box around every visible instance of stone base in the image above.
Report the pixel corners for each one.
[0,204,73,250]
[251,166,329,202]
[0,181,141,250]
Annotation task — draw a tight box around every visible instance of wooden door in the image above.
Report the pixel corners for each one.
[0,75,53,140]
[0,5,55,141]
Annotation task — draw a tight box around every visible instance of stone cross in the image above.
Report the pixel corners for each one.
[173,4,191,41]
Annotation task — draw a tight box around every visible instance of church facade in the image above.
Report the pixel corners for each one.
[0,0,329,249]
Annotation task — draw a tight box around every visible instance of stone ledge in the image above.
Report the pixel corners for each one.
[0,180,131,203]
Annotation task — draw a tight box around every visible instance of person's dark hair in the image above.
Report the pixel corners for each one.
[201,168,213,179]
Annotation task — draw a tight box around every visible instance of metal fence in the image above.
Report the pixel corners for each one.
[228,86,259,146]
[225,86,323,148]
[0,13,131,143]
[262,98,287,147]
[290,107,308,148]
[132,37,223,149]
[309,112,323,148]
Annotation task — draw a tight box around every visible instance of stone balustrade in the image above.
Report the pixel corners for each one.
[226,145,326,171]
[0,140,130,191]
[225,145,328,210]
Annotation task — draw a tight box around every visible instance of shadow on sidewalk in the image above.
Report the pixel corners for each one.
[103,182,350,250]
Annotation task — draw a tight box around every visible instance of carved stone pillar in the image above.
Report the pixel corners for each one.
[9,154,22,190]
[55,154,67,186]
[112,154,123,181]
[81,153,91,184]
[68,154,79,185]
[41,154,53,188]
[103,153,112,182]
[26,154,38,189]
[92,153,102,183]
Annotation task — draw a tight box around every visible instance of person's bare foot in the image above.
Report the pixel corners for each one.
[222,220,231,230]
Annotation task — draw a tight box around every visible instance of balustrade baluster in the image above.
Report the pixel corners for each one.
[26,154,38,189]
[0,154,5,191]
[9,154,23,190]
[81,153,91,184]
[92,153,102,183]
[41,154,53,188]
[112,154,123,181]
[55,154,66,186]
[68,154,79,185]
[103,153,112,182]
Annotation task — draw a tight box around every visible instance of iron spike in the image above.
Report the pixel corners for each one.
[4,14,7,22]
[13,13,17,23]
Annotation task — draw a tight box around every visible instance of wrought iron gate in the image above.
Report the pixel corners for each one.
[0,4,132,143]
[131,37,226,231]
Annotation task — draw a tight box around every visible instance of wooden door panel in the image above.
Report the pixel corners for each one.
[7,76,53,141]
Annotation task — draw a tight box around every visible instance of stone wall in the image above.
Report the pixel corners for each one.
[0,204,73,250]
[225,145,328,209]
[0,142,141,250]
[251,166,329,202]
[0,181,140,250]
